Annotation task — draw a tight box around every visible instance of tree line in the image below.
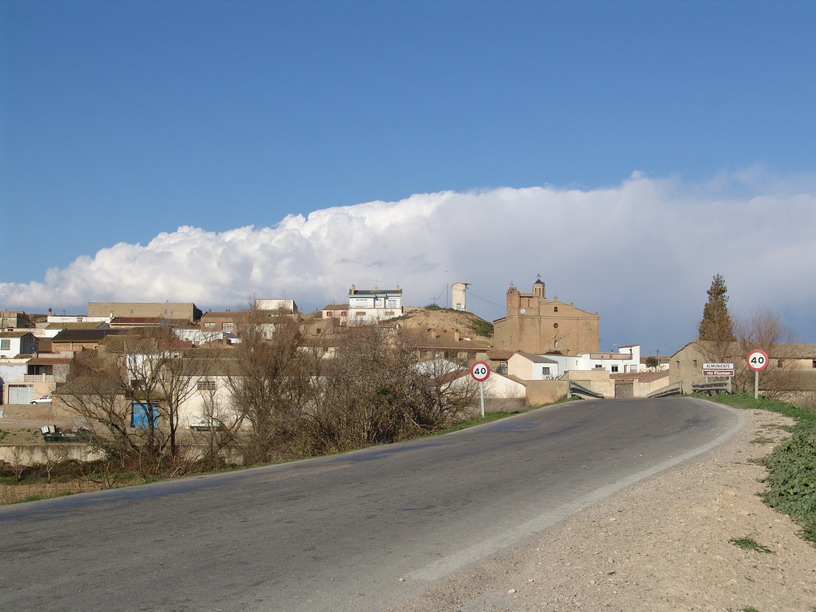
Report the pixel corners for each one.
[56,312,478,476]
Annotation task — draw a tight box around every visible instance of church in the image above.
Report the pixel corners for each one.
[492,279,600,355]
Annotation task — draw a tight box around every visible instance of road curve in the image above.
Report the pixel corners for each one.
[0,397,742,611]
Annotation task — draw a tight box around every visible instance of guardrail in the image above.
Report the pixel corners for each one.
[568,382,605,399]
[648,382,684,398]
[691,380,732,395]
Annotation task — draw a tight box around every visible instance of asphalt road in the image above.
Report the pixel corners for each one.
[0,397,743,611]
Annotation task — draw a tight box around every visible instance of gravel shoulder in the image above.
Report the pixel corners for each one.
[396,408,816,611]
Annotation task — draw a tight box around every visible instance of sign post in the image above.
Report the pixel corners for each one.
[746,349,769,399]
[702,362,734,393]
[470,361,491,418]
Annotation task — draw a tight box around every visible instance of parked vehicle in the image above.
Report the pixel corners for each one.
[31,395,53,404]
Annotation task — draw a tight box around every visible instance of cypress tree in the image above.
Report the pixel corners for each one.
[698,274,735,342]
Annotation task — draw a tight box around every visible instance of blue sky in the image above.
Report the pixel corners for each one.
[2,0,816,354]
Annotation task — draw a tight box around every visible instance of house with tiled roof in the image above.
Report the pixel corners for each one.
[670,341,816,398]
[321,304,349,326]
[42,321,110,338]
[50,329,124,354]
[0,331,37,359]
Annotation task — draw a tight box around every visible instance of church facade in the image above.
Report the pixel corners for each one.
[492,279,599,355]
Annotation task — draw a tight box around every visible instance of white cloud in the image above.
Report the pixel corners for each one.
[3,171,816,352]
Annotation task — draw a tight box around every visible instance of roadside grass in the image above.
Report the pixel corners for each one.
[697,393,816,545]
[728,536,775,554]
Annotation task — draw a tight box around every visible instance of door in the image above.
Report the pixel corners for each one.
[614,380,634,399]
[9,385,33,404]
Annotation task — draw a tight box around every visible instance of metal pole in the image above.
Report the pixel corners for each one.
[754,371,759,400]
[479,380,485,418]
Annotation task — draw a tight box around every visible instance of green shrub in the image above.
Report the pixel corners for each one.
[702,393,816,544]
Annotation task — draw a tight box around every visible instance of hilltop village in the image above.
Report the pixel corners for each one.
[2,278,816,428]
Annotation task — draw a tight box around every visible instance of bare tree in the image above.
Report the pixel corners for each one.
[305,326,472,455]
[732,309,797,397]
[57,349,143,463]
[42,444,70,483]
[226,305,320,463]
[8,446,29,483]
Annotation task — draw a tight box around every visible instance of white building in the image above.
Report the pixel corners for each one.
[509,345,641,380]
[0,331,37,359]
[348,285,403,324]
[254,299,299,314]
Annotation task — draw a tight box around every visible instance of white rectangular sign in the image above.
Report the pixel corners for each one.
[703,363,734,370]
[703,369,734,377]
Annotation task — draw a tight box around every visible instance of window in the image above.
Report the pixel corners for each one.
[222,322,234,333]
[693,360,698,368]
[553,323,559,329]
[197,380,217,391]
[595,364,604,369]
[554,306,558,312]
[131,403,160,428]
[204,322,216,328]
[387,299,397,307]
[611,365,619,373]
[0,339,10,351]
[542,366,551,376]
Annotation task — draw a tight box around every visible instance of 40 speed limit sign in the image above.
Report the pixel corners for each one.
[470,361,491,382]
[746,349,769,372]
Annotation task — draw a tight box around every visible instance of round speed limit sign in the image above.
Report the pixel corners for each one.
[746,349,769,372]
[470,361,491,382]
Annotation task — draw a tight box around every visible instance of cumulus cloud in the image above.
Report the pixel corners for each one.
[3,171,816,352]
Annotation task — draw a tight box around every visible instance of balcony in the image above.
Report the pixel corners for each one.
[23,374,56,383]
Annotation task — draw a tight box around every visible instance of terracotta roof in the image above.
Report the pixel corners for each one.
[517,353,559,364]
[52,329,122,342]
[110,317,189,325]
[27,357,72,365]
[611,371,669,383]
[45,322,108,330]
[486,349,514,360]
[0,330,34,338]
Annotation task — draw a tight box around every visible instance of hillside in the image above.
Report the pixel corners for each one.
[393,306,494,342]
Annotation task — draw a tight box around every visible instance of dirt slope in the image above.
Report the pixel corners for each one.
[396,307,494,342]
